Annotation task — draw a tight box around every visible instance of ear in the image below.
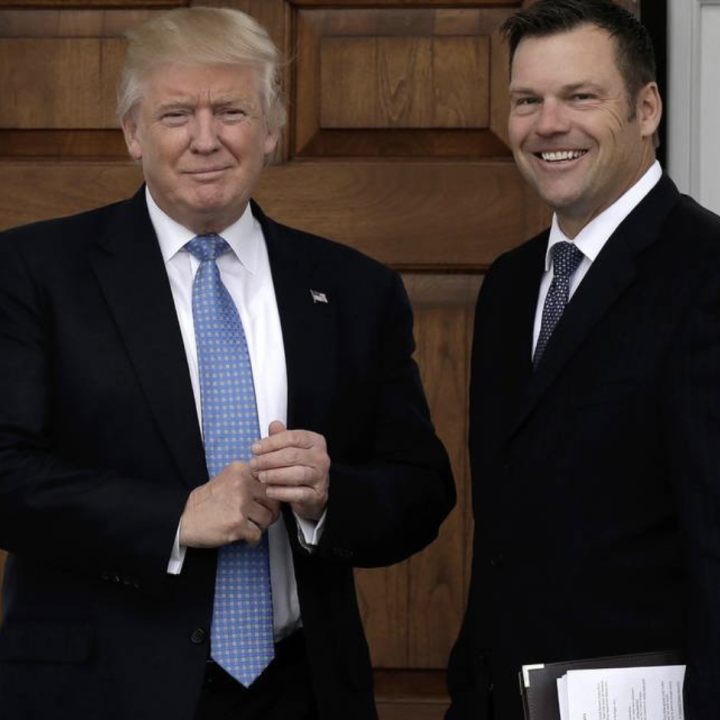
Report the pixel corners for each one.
[636,81,662,140]
[121,113,144,162]
[264,127,279,159]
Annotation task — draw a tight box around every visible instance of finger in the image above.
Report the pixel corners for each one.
[246,502,275,530]
[241,522,263,547]
[266,501,282,525]
[269,420,286,435]
[251,446,310,472]
[254,489,282,513]
[265,485,319,505]
[252,427,319,456]
[250,420,287,455]
[258,465,318,488]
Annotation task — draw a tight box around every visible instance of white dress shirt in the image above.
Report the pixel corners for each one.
[146,188,321,640]
[532,161,663,355]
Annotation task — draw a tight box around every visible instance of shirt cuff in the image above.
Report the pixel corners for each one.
[295,509,327,550]
[167,523,187,575]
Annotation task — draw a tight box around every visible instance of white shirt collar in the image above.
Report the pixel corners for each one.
[145,187,260,275]
[544,161,663,271]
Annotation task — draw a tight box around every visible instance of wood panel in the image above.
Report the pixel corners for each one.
[357,274,479,669]
[0,162,143,231]
[0,9,158,35]
[295,7,514,158]
[434,37,489,128]
[0,38,124,128]
[0,0,183,6]
[320,37,488,129]
[0,130,127,158]
[377,703,446,720]
[375,668,448,718]
[292,129,509,160]
[356,563,409,667]
[256,164,548,270]
[407,278,476,668]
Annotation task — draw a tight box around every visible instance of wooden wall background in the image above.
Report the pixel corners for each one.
[0,0,636,717]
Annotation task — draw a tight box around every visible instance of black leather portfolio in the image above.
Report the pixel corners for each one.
[519,649,684,720]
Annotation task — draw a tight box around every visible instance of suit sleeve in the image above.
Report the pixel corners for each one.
[0,235,188,592]
[664,267,720,719]
[315,270,456,568]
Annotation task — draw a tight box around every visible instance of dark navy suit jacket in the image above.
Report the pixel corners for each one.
[448,175,720,720]
[0,189,454,720]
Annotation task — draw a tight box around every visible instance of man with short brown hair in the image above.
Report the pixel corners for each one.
[447,2,720,718]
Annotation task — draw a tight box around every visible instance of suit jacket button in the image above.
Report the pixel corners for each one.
[490,554,504,568]
[190,628,207,645]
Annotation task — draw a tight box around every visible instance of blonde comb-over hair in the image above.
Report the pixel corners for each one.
[117,7,286,133]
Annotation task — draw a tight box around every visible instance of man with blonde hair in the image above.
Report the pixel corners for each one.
[0,8,454,720]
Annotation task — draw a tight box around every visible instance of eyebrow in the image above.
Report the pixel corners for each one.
[154,96,254,112]
[509,81,605,95]
[560,82,605,94]
[155,102,191,112]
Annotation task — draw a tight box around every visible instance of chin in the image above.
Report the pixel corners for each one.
[188,191,232,212]
[533,183,584,210]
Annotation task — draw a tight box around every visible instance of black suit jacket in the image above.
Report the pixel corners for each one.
[447,175,720,720]
[0,189,455,720]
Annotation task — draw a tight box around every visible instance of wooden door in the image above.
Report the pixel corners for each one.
[0,1,636,717]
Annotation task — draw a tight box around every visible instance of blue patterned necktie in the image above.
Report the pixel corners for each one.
[533,241,585,370]
[186,234,274,686]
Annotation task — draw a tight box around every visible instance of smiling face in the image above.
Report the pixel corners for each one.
[122,63,278,234]
[508,25,661,238]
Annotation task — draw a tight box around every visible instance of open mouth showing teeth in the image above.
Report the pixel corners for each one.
[538,150,588,163]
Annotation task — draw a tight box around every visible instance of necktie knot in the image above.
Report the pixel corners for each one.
[551,241,584,281]
[186,234,230,263]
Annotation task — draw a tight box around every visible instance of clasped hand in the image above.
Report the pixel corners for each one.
[180,421,330,549]
[250,420,330,522]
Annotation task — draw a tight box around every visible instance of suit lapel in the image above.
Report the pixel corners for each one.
[510,174,681,437]
[90,189,208,489]
[476,235,545,455]
[254,203,336,434]
[500,235,547,391]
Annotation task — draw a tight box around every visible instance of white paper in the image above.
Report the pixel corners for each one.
[556,665,685,720]
[557,675,569,720]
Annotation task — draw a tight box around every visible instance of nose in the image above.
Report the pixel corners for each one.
[189,111,221,154]
[534,98,570,136]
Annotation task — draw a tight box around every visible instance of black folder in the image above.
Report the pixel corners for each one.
[519,649,684,720]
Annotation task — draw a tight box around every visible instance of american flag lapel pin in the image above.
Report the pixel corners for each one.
[310,289,329,304]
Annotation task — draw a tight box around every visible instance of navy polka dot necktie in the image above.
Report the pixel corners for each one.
[186,234,274,686]
[533,241,585,370]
